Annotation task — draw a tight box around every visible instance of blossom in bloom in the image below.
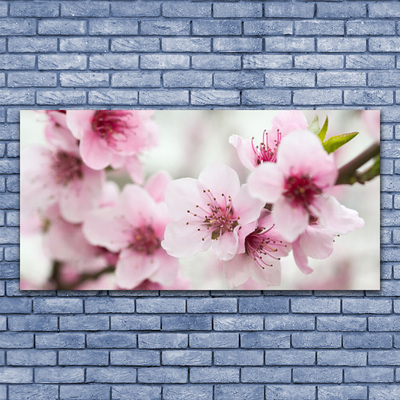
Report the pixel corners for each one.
[162,162,264,261]
[248,130,364,242]
[221,210,290,288]
[229,110,308,170]
[292,203,364,274]
[21,142,104,224]
[83,184,180,289]
[66,110,159,182]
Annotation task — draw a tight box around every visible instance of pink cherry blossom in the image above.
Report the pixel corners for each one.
[83,184,180,289]
[162,162,264,261]
[66,110,159,182]
[221,210,290,288]
[21,143,104,224]
[248,130,363,242]
[229,110,308,170]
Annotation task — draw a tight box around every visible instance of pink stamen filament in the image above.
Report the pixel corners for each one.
[251,129,282,165]
[130,225,160,255]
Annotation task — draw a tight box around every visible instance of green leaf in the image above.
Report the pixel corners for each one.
[323,132,359,154]
[318,117,329,142]
[308,116,320,135]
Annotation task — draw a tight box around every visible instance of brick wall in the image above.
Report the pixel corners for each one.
[0,1,399,399]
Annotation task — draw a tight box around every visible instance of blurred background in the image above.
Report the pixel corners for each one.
[21,110,380,290]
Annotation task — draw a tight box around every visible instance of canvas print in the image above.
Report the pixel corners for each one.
[20,110,380,291]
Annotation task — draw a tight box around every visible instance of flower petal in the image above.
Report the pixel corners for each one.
[292,239,313,274]
[212,230,239,261]
[273,197,309,242]
[80,129,112,170]
[232,184,264,226]
[229,134,257,170]
[299,225,334,260]
[145,170,172,203]
[223,254,252,288]
[149,250,180,286]
[271,110,308,136]
[247,162,284,203]
[66,110,95,140]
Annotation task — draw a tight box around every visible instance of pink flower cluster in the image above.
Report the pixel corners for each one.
[22,110,366,290]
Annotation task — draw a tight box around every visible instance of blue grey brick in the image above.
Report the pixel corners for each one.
[112,385,161,400]
[369,2,400,18]
[318,350,366,366]
[0,297,31,314]
[242,367,291,383]
[0,19,36,35]
[0,316,5,330]
[0,54,35,70]
[318,38,366,53]
[85,298,135,313]
[139,90,188,105]
[369,350,400,365]
[162,350,211,366]
[35,367,84,383]
[317,3,366,18]
[10,2,59,17]
[111,2,160,17]
[318,385,367,400]
[163,385,212,400]
[0,194,19,209]
[110,350,159,366]
[163,2,211,18]
[215,71,264,89]
[343,299,391,314]
[33,298,83,314]
[317,316,366,331]
[343,333,392,349]
[162,315,211,331]
[369,71,400,87]
[189,333,238,348]
[294,89,343,105]
[295,20,344,35]
[7,349,56,366]
[140,20,190,36]
[0,226,19,242]
[242,89,291,105]
[345,89,393,105]
[295,55,344,69]
[60,315,109,331]
[60,38,108,52]
[214,315,263,331]
[239,297,289,313]
[163,71,212,88]
[244,21,292,36]
[264,2,314,18]
[346,55,395,69]
[59,350,109,366]
[139,367,187,383]
[136,298,185,313]
[214,385,264,400]
[345,367,393,383]
[112,71,160,88]
[90,54,138,70]
[61,2,110,17]
[37,90,86,105]
[88,90,138,105]
[293,367,342,383]
[89,19,138,35]
[162,38,210,53]
[370,38,400,53]
[39,19,86,35]
[193,20,241,36]
[214,3,262,18]
[381,263,393,279]
[0,263,19,279]
[190,367,239,383]
[370,386,400,400]
[0,332,33,348]
[292,298,340,314]
[0,124,19,139]
[9,385,58,399]
[264,37,314,52]
[191,90,240,106]
[60,385,110,400]
[265,350,315,365]
[87,332,136,349]
[347,20,396,36]
[60,72,109,88]
[9,315,57,331]
[318,71,366,87]
[265,72,315,88]
[192,55,241,70]
[214,38,262,53]
[86,367,136,383]
[187,298,237,313]
[141,54,189,69]
[38,54,87,70]
[0,367,32,383]
[9,37,57,53]
[0,3,6,17]
[111,315,160,331]
[111,38,160,52]
[6,144,19,158]
[241,332,290,349]
[265,385,316,400]
[369,316,400,331]
[214,350,263,366]
[292,333,341,349]
[139,333,187,349]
